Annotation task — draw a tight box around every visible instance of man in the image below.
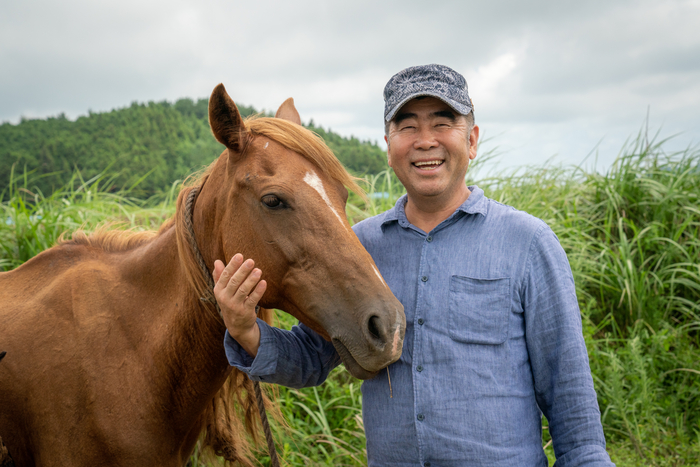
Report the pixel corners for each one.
[214,64,614,466]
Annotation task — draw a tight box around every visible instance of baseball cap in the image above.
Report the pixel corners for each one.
[383,64,473,123]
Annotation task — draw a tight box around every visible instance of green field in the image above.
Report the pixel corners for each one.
[1,133,699,466]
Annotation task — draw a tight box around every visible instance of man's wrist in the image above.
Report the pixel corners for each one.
[229,322,261,357]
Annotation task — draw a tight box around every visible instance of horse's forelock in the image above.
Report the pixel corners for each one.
[244,117,365,198]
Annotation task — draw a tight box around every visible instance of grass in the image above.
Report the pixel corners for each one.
[0,165,176,270]
[1,133,699,466]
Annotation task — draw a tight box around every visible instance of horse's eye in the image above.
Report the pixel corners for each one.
[261,195,282,208]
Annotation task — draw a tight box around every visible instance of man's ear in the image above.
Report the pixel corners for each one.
[469,125,480,160]
[208,83,248,153]
[385,135,393,167]
[275,98,302,125]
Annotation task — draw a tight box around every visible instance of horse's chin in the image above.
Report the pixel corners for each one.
[332,339,380,380]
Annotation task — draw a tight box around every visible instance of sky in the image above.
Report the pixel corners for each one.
[2,0,699,174]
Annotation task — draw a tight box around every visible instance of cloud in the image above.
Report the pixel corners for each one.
[1,0,699,170]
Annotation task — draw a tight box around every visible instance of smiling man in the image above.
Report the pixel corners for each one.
[216,64,615,466]
[384,95,477,233]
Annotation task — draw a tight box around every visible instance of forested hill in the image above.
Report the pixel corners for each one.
[0,98,387,198]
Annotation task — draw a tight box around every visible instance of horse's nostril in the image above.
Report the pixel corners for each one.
[368,315,382,341]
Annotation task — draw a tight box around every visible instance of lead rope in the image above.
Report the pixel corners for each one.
[184,187,281,467]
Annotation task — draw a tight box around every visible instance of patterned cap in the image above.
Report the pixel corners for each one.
[383,64,473,122]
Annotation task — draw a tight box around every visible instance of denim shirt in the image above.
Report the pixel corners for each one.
[224,186,614,467]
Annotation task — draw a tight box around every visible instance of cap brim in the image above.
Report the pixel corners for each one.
[385,91,472,122]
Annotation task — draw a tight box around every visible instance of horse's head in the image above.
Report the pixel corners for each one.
[194,84,405,379]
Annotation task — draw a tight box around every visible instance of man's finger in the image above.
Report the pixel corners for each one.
[246,280,267,310]
[215,254,244,291]
[232,267,262,302]
[212,259,225,284]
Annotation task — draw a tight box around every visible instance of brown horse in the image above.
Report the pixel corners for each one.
[0,84,406,467]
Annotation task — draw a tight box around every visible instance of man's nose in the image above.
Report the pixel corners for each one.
[413,126,439,150]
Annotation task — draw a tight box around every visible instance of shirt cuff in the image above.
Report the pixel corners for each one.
[223,318,278,380]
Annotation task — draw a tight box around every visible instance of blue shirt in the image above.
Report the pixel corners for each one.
[224,186,614,467]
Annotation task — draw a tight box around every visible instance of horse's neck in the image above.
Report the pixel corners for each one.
[123,225,231,427]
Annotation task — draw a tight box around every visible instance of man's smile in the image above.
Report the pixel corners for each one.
[412,159,444,170]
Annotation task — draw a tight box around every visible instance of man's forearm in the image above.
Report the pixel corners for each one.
[224,320,341,389]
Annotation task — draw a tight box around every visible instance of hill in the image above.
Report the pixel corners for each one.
[0,98,387,198]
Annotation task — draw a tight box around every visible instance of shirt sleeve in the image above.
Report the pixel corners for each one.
[223,318,342,389]
[522,225,615,467]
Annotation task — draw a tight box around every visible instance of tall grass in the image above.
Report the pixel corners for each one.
[0,166,175,271]
[2,135,698,466]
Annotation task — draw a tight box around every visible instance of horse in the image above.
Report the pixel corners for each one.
[0,84,406,467]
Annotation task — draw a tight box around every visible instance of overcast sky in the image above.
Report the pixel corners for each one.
[2,0,699,173]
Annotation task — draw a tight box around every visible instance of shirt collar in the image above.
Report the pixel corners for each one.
[381,185,488,229]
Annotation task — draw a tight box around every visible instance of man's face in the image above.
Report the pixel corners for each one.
[385,97,479,208]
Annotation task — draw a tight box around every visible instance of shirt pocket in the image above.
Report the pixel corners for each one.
[448,275,511,345]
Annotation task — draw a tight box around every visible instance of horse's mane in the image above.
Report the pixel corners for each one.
[61,220,174,251]
[62,115,362,465]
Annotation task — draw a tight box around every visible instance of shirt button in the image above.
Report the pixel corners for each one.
[417,318,424,325]
[417,413,425,421]
[426,236,433,242]
[421,275,428,282]
[416,365,423,372]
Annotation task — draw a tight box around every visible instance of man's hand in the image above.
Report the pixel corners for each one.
[213,254,267,357]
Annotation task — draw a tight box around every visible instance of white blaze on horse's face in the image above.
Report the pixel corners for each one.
[372,265,389,289]
[303,170,345,227]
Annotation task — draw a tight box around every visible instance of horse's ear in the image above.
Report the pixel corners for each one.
[275,98,302,125]
[209,84,248,152]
